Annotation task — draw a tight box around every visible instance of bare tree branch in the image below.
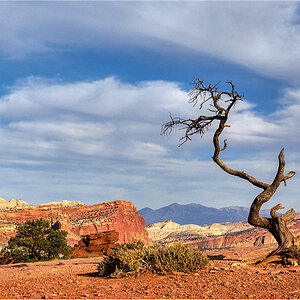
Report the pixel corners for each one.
[162,78,298,262]
[270,203,285,219]
[162,80,269,188]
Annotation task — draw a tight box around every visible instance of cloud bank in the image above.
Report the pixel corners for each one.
[0,77,299,211]
[0,1,299,210]
[0,2,300,83]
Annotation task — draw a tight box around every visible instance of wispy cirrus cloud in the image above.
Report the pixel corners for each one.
[0,2,300,83]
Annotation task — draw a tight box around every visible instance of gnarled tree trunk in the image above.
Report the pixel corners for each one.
[248,184,297,263]
[162,79,298,264]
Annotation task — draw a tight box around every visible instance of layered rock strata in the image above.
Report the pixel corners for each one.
[147,215,300,249]
[0,199,151,248]
[0,198,84,211]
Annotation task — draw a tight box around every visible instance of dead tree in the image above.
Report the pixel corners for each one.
[162,79,298,263]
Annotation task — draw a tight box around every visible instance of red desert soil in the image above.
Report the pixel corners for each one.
[0,245,299,299]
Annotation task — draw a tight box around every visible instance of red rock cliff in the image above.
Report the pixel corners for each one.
[0,200,151,248]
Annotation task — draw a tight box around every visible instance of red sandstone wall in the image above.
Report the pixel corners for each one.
[0,200,151,247]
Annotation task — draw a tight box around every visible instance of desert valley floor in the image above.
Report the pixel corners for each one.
[0,244,299,299]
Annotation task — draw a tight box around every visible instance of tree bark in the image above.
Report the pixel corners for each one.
[208,91,297,262]
[162,80,298,263]
[214,122,297,262]
[246,150,297,262]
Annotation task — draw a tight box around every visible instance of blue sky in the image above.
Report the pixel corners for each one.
[0,1,300,212]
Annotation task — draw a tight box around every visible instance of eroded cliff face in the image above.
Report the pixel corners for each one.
[147,215,300,249]
[0,199,151,248]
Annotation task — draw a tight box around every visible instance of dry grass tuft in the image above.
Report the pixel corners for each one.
[98,241,209,278]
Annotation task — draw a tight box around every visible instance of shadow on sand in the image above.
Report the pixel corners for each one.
[78,271,100,277]
[207,254,242,261]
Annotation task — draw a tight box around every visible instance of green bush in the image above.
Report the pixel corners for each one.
[0,218,72,264]
[98,241,209,278]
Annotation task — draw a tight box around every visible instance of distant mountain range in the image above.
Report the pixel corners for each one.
[138,203,270,226]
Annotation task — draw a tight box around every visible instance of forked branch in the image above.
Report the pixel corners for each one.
[162,79,297,262]
[162,80,273,189]
[162,80,295,191]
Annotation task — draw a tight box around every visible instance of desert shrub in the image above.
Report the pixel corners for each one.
[150,242,209,274]
[98,241,208,278]
[98,241,150,278]
[0,218,72,264]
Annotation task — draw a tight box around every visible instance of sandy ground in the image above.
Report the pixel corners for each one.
[0,245,299,299]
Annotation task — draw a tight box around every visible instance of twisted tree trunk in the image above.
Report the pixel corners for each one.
[247,152,297,262]
[162,79,298,264]
[212,108,297,263]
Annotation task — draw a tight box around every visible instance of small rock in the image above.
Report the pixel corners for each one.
[231,263,240,267]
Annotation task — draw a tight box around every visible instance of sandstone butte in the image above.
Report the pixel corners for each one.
[0,198,151,248]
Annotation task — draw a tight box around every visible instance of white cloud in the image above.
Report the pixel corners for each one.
[1,2,300,211]
[0,2,300,82]
[228,111,282,143]
[0,77,188,164]
[0,77,299,211]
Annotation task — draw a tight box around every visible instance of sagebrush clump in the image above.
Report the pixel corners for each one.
[98,241,209,278]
